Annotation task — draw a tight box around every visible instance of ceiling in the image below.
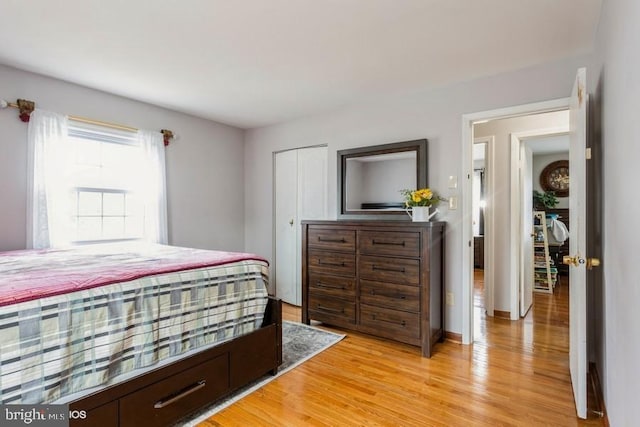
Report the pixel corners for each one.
[0,0,602,129]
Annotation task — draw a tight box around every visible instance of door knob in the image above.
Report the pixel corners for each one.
[289,219,294,226]
[587,258,601,270]
[563,255,584,267]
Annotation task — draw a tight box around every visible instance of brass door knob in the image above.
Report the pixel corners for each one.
[563,255,579,267]
[587,258,601,270]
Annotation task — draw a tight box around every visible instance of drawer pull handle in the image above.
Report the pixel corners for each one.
[369,290,407,300]
[318,237,346,243]
[154,380,206,409]
[372,265,405,273]
[317,281,344,290]
[319,260,346,267]
[371,314,406,327]
[372,240,406,247]
[317,305,344,314]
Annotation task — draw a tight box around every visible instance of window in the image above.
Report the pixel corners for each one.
[27,109,167,249]
[67,125,145,243]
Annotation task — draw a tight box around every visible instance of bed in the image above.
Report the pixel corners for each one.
[0,243,282,426]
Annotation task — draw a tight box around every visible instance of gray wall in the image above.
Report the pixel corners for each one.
[244,53,591,334]
[591,0,640,424]
[532,152,570,209]
[0,64,246,252]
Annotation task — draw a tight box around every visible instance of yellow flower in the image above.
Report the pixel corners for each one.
[401,187,442,207]
[418,188,433,200]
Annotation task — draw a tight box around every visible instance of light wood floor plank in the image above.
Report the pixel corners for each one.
[200,273,603,426]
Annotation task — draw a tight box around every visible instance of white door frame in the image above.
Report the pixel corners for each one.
[473,136,495,317]
[510,127,569,318]
[460,98,570,344]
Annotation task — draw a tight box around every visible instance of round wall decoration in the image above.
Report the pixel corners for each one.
[540,160,569,197]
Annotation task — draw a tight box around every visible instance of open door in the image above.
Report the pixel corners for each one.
[566,67,589,419]
[520,144,534,316]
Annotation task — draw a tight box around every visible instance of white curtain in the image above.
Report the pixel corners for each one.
[137,129,168,244]
[26,109,70,249]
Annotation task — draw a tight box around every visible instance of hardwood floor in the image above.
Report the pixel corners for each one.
[199,274,604,426]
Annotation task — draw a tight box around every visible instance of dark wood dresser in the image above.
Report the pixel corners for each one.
[301,220,445,357]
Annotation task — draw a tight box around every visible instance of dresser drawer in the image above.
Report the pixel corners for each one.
[359,231,420,258]
[309,273,356,298]
[360,279,420,312]
[120,354,229,427]
[308,249,356,277]
[359,304,420,344]
[308,294,356,326]
[359,255,420,285]
[308,227,356,252]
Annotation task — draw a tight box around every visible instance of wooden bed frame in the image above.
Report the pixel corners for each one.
[69,297,282,427]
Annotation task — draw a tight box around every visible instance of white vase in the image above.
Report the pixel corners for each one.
[406,206,439,222]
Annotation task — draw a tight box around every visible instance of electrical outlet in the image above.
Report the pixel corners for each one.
[446,292,454,306]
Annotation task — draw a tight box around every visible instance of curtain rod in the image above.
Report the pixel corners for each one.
[2,98,174,145]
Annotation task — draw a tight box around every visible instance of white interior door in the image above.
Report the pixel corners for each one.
[295,146,328,303]
[568,67,588,419]
[520,144,534,316]
[274,150,298,305]
[274,146,328,306]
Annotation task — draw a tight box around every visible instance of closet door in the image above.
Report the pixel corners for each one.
[274,146,327,306]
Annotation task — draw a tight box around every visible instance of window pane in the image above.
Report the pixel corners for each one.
[103,217,125,239]
[125,194,144,216]
[75,138,102,167]
[78,192,102,216]
[125,216,144,238]
[77,217,102,241]
[103,192,125,216]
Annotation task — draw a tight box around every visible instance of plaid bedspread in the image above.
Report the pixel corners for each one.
[0,244,269,404]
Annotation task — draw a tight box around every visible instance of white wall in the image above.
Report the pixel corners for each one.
[0,64,246,252]
[592,0,640,424]
[244,54,591,333]
[532,152,570,209]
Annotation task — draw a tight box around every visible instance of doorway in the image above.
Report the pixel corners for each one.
[471,110,570,328]
[460,98,570,343]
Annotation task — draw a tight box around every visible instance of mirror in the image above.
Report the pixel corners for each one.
[338,139,428,220]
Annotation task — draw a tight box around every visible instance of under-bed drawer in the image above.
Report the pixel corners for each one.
[120,354,230,427]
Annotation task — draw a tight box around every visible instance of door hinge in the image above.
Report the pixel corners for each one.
[469,240,472,247]
[586,147,592,160]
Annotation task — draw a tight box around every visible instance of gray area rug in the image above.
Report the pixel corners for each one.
[181,321,345,426]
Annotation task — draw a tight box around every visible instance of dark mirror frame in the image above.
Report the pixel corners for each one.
[337,138,428,220]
